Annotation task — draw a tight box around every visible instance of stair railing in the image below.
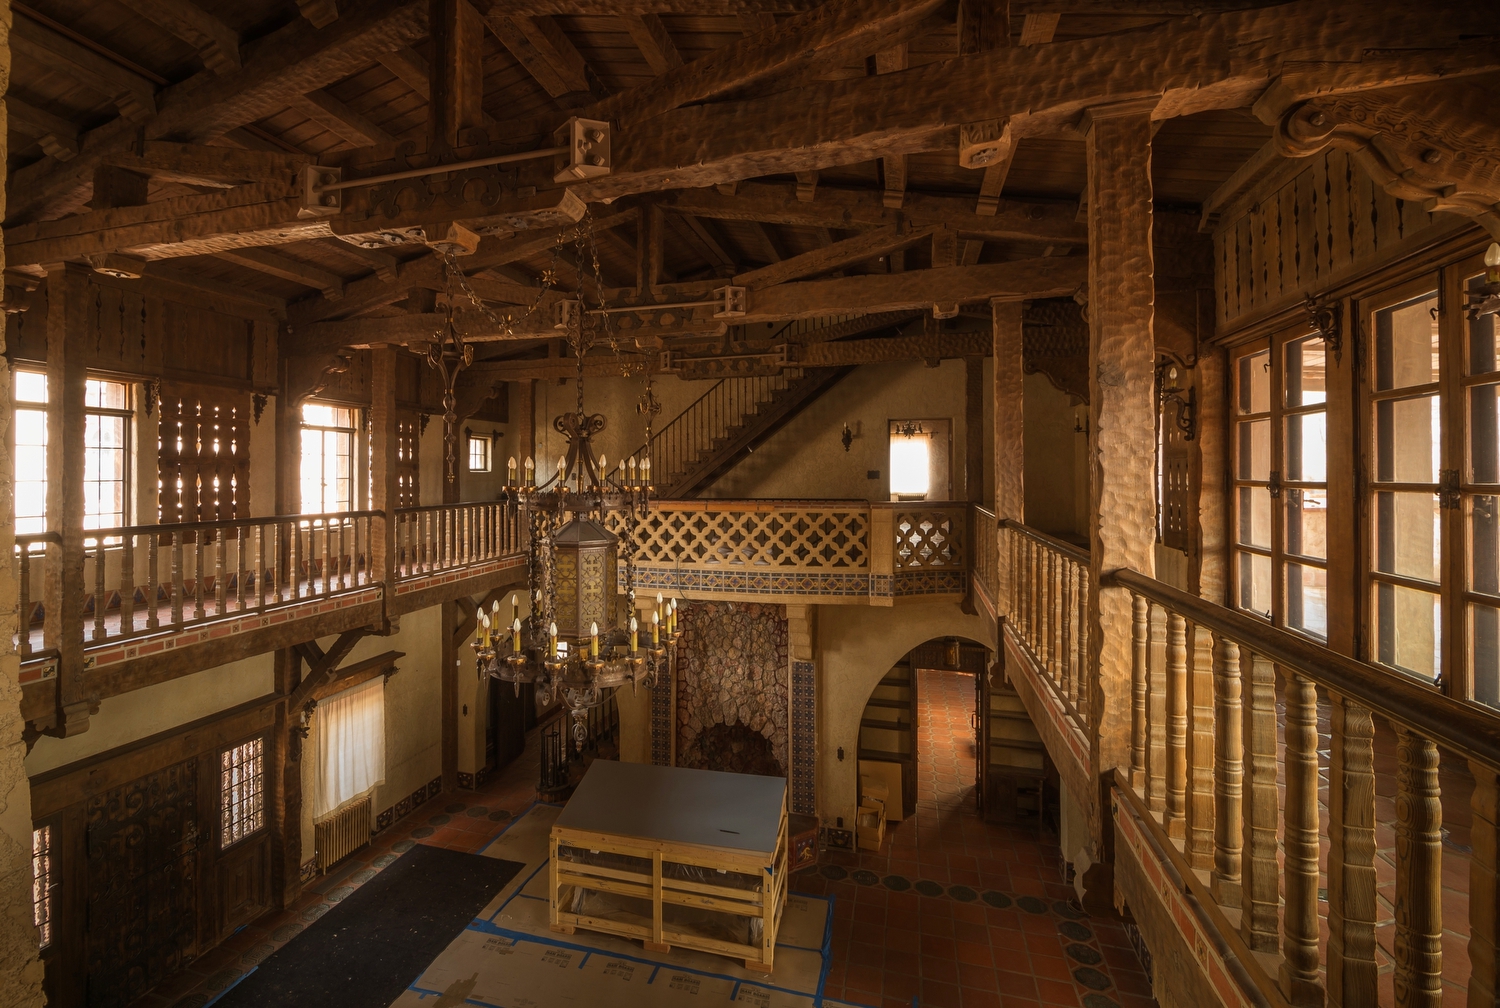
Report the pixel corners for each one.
[642,369,804,490]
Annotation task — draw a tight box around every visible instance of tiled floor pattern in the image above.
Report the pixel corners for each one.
[795,668,1155,1008]
[136,670,1153,1008]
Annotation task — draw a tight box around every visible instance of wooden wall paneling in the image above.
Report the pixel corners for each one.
[157,382,252,523]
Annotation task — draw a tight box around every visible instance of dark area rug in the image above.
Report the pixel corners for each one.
[214,845,523,1007]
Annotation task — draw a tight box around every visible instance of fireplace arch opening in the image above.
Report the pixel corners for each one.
[681,720,784,779]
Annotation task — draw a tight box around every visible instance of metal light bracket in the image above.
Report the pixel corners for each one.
[554,118,612,183]
[299,165,342,218]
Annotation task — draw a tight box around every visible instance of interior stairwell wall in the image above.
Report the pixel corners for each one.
[530,375,703,480]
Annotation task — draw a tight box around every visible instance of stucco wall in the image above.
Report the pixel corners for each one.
[532,374,703,481]
[1023,372,1089,539]
[813,601,995,830]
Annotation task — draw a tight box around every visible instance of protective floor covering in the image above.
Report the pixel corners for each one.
[212,844,524,1008]
[395,803,847,1007]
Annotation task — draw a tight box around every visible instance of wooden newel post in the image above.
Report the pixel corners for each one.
[1281,672,1324,1007]
[1082,99,1159,903]
[1468,759,1500,1008]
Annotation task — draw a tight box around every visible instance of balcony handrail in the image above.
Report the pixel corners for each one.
[394,502,495,517]
[998,517,1090,565]
[1106,567,1500,772]
[79,509,384,541]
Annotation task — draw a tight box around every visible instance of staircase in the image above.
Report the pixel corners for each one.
[648,367,853,498]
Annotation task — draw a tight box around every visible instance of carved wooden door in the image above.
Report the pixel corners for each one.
[85,757,201,1008]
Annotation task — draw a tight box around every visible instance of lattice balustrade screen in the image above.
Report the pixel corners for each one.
[158,383,251,523]
[397,413,421,508]
[608,506,869,569]
[894,510,964,568]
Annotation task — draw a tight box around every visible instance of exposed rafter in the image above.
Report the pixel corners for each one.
[113,0,242,76]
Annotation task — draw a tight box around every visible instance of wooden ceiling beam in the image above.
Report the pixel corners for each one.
[5,96,80,161]
[431,0,487,147]
[296,0,340,29]
[7,0,431,224]
[667,182,1085,244]
[588,0,946,128]
[112,0,242,76]
[491,15,609,104]
[1018,13,1060,43]
[799,330,993,366]
[671,212,737,271]
[291,89,396,147]
[325,239,399,282]
[734,224,940,290]
[216,247,347,299]
[101,141,307,184]
[574,3,1498,203]
[10,13,157,122]
[957,0,1009,55]
[748,221,787,264]
[874,44,908,210]
[624,14,685,75]
[374,44,503,137]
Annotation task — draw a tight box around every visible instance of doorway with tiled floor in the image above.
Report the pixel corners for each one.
[136,671,1154,1008]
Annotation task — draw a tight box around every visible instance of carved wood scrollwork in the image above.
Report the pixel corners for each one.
[1022,297,1089,402]
[1304,294,1343,364]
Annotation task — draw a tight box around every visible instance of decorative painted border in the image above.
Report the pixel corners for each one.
[1114,788,1252,1008]
[790,659,816,816]
[892,569,966,595]
[631,565,875,598]
[394,554,525,594]
[650,654,673,767]
[75,586,385,672]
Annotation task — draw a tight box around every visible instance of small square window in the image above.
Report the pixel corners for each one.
[468,435,491,472]
[221,738,265,848]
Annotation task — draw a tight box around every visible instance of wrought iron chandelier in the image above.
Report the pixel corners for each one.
[469,216,679,750]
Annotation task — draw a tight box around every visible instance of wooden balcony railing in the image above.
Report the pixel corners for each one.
[618,500,871,570]
[971,506,998,605]
[26,511,383,650]
[1108,568,1500,1007]
[393,501,521,580]
[998,519,1093,729]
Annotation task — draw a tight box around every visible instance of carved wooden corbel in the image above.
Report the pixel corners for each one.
[1304,294,1343,363]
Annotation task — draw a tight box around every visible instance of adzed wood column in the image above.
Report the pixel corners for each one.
[370,347,399,587]
[964,355,985,504]
[44,261,91,735]
[992,298,1023,618]
[272,647,304,908]
[429,0,484,149]
[1325,693,1377,1007]
[1082,102,1158,882]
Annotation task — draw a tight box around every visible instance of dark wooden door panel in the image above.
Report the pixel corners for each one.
[84,758,201,1008]
[216,835,270,940]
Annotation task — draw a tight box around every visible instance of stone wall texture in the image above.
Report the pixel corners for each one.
[675,602,789,779]
[0,2,48,1000]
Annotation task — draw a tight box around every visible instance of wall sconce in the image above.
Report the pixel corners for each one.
[1468,242,1500,321]
[1158,364,1197,442]
[841,424,853,452]
[1074,415,1089,435]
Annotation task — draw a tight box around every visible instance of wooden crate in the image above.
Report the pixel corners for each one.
[549,761,789,973]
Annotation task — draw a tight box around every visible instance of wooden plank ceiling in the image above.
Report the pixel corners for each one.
[2,0,1491,369]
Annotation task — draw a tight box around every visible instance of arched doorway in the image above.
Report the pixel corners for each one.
[853,636,995,846]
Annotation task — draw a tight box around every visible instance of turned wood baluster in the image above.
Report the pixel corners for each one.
[1061,558,1075,704]
[1326,693,1378,1008]
[235,525,246,614]
[193,530,206,620]
[256,523,267,609]
[292,521,303,599]
[215,530,227,615]
[322,520,333,595]
[1240,652,1278,951]
[1394,728,1443,1007]
[1146,603,1167,812]
[1129,592,1148,791]
[1164,611,1188,839]
[1280,672,1323,1007]
[1075,566,1090,721]
[119,533,135,635]
[1046,550,1058,683]
[170,530,184,626]
[1185,624,1216,870]
[18,549,33,658]
[91,545,106,642]
[147,534,160,631]
[1210,633,1242,907]
[1468,759,1500,1008]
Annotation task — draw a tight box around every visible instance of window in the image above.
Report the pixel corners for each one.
[315,677,386,819]
[397,414,421,508]
[31,825,51,949]
[301,403,357,513]
[1231,331,1329,639]
[1367,284,1443,681]
[14,371,47,535]
[888,419,952,501]
[468,433,491,472]
[84,379,131,531]
[159,384,249,523]
[13,374,134,535]
[1467,268,1500,705]
[220,738,265,848]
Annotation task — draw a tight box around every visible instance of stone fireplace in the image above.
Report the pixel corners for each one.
[674,601,789,778]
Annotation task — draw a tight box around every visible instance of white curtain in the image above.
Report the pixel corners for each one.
[315,677,386,819]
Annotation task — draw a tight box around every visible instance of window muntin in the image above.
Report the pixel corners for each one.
[32,825,51,949]
[300,403,357,513]
[14,371,47,536]
[467,434,491,472]
[1232,335,1329,639]
[1465,268,1500,706]
[1368,287,1442,682]
[221,737,265,848]
[13,374,133,535]
[84,379,131,531]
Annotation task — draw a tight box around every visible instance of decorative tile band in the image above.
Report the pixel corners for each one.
[627,566,966,600]
[650,656,673,767]
[790,659,816,817]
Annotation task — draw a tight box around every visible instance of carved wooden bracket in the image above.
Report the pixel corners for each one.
[1304,294,1343,363]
